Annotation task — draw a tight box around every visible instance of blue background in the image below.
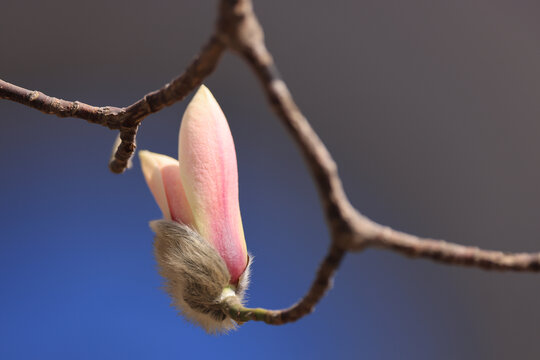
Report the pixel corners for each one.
[1,1,540,359]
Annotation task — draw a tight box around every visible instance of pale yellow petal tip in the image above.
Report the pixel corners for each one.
[138,149,157,165]
[138,150,155,179]
[191,84,219,109]
[138,149,151,164]
[138,149,179,191]
[139,150,178,168]
[196,84,213,99]
[138,150,178,220]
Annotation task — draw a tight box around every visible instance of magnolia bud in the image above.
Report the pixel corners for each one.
[139,86,250,333]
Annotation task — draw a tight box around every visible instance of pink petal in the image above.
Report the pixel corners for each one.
[139,150,193,225]
[178,85,247,284]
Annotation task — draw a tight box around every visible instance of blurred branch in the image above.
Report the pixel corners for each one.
[0,36,225,173]
[1,0,539,328]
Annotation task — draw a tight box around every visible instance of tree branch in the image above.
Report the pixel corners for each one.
[109,35,225,173]
[0,79,125,128]
[216,0,540,323]
[0,35,226,173]
[363,226,540,271]
[222,243,345,325]
[1,0,539,329]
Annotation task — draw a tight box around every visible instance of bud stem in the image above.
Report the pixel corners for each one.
[219,288,280,324]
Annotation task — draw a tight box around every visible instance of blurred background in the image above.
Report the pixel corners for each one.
[1,0,540,359]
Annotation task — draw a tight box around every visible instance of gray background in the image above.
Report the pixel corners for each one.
[1,0,540,359]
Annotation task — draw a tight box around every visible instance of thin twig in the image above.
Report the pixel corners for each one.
[222,243,346,325]
[0,79,125,128]
[0,35,226,173]
[363,226,540,271]
[109,35,225,172]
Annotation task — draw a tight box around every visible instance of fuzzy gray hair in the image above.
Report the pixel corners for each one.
[151,220,250,333]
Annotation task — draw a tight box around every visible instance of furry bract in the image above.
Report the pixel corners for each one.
[139,85,250,333]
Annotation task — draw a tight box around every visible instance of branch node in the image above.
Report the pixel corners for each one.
[70,101,81,116]
[27,90,40,102]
